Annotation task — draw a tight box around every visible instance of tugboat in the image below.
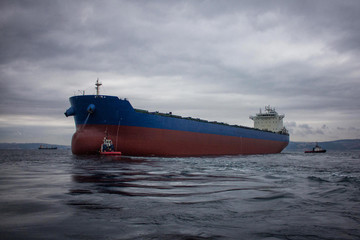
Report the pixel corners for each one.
[100,137,122,155]
[305,143,326,153]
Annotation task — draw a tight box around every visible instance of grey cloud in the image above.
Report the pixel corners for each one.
[299,124,312,130]
[1,0,360,143]
[0,1,66,63]
[348,127,360,132]
[293,123,325,138]
[285,121,296,128]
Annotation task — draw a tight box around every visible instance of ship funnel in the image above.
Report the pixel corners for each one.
[87,104,96,114]
[64,106,75,117]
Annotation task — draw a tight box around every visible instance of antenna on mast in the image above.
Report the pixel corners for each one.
[95,78,102,96]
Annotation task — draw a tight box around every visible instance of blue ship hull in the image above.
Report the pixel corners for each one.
[65,95,289,156]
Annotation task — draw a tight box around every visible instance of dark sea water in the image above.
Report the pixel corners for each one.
[0,150,359,240]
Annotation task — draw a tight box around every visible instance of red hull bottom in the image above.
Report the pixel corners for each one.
[71,125,288,156]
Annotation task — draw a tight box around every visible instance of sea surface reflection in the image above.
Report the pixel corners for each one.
[0,150,359,239]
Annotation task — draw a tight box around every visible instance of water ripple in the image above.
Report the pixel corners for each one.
[1,150,360,240]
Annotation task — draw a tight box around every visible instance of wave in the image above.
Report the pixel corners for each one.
[251,192,294,201]
[337,176,359,184]
[307,176,329,183]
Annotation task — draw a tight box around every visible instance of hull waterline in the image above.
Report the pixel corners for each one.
[66,94,289,156]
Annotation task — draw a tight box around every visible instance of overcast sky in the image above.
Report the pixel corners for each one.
[1,0,360,145]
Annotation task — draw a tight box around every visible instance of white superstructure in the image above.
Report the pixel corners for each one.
[250,106,287,133]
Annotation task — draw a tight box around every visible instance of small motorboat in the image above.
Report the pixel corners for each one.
[100,151,122,155]
[305,143,326,153]
[100,137,121,155]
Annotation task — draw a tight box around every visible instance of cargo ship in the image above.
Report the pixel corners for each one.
[65,81,289,156]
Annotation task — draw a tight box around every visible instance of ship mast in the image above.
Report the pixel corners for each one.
[95,78,102,96]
